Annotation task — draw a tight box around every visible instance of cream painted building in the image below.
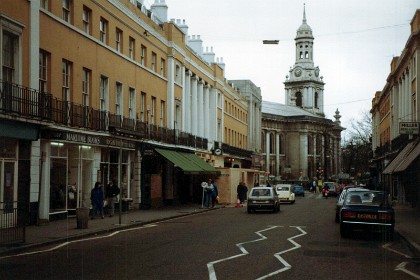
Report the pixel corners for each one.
[0,0,259,233]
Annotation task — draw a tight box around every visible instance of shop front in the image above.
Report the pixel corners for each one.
[140,145,220,208]
[40,130,136,221]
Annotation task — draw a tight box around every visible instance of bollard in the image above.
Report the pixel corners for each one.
[76,207,89,229]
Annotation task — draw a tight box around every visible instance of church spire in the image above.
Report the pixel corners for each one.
[303,3,307,24]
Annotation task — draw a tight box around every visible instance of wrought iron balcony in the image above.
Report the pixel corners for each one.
[0,81,209,149]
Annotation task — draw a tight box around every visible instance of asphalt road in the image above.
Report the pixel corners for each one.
[0,193,418,280]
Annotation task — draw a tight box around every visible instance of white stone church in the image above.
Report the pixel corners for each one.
[260,6,344,183]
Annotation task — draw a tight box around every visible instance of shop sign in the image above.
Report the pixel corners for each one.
[399,122,419,134]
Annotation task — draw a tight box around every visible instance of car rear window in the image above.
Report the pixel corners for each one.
[251,189,271,196]
[277,187,289,191]
[345,191,389,206]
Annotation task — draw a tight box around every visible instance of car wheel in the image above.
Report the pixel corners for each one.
[335,212,339,223]
[340,223,349,238]
[291,200,295,204]
[247,207,252,214]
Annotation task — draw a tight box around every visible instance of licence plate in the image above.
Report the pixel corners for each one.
[357,213,377,219]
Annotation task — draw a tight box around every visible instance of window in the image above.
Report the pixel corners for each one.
[129,88,135,119]
[39,50,49,93]
[140,45,146,65]
[160,58,165,76]
[305,51,309,59]
[129,37,135,59]
[151,52,156,72]
[151,97,156,125]
[295,92,302,107]
[2,31,19,83]
[175,64,180,83]
[100,76,108,111]
[82,6,91,34]
[82,68,90,106]
[160,100,165,126]
[40,0,49,10]
[314,92,319,108]
[62,60,71,101]
[115,82,123,115]
[62,0,71,23]
[140,92,146,122]
[299,52,303,59]
[115,28,122,52]
[100,18,108,44]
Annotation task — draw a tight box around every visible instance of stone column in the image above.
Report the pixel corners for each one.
[266,130,270,173]
[276,133,280,177]
[204,84,210,139]
[197,79,204,137]
[191,75,198,136]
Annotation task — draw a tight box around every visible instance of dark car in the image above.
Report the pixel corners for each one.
[291,185,305,197]
[323,182,338,197]
[335,187,369,223]
[247,186,280,213]
[340,190,394,240]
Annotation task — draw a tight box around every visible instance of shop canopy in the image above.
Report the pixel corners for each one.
[382,141,420,174]
[155,148,220,175]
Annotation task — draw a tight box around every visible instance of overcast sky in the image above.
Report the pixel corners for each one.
[154,0,418,134]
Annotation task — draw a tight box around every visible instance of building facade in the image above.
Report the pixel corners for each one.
[371,9,420,208]
[260,6,343,184]
[0,0,259,234]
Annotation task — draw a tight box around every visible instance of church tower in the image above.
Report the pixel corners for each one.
[284,4,325,117]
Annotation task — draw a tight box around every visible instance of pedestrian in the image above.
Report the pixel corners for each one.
[203,180,213,208]
[210,180,218,208]
[237,182,245,203]
[241,183,248,203]
[266,181,271,188]
[312,180,316,193]
[105,179,120,217]
[90,182,104,219]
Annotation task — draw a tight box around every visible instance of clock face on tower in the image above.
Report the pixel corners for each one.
[294,68,302,77]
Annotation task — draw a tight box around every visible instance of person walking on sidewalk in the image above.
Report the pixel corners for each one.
[105,179,120,217]
[90,182,104,219]
[210,180,218,208]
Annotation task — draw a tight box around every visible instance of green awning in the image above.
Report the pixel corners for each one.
[155,148,219,174]
[0,120,39,140]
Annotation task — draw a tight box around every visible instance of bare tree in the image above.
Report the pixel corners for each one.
[341,111,373,184]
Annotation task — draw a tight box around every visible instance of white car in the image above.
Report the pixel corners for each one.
[275,184,295,204]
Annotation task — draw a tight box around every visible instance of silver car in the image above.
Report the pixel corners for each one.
[247,186,280,213]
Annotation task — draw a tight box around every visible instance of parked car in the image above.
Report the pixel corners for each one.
[340,190,395,240]
[247,186,280,213]
[335,187,369,223]
[323,182,338,197]
[291,185,305,197]
[275,184,295,203]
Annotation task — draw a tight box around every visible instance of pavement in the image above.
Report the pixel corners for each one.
[0,199,419,258]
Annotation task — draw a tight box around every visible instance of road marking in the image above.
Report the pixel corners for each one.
[395,262,420,279]
[0,224,157,260]
[383,243,412,259]
[207,226,307,280]
[257,226,307,280]
[207,226,282,280]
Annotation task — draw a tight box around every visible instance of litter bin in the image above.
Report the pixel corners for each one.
[76,207,89,229]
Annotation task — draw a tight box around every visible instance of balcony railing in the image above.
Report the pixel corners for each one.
[0,81,213,150]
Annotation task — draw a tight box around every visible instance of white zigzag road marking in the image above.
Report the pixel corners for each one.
[0,224,157,260]
[207,226,307,280]
[256,226,307,280]
[395,262,420,279]
[207,226,282,280]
